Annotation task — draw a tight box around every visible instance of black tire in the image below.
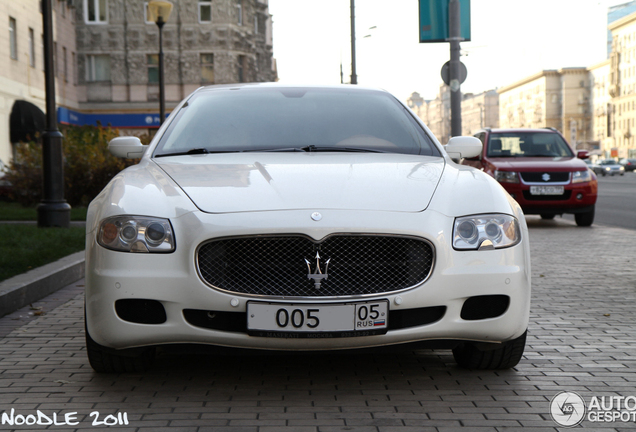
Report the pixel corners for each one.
[540,214,555,220]
[453,330,527,370]
[85,315,155,373]
[574,206,595,227]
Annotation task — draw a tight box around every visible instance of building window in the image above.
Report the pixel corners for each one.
[237,55,245,82]
[54,42,58,76]
[29,28,35,67]
[254,15,258,33]
[63,47,68,82]
[200,53,214,84]
[199,0,212,23]
[147,54,159,84]
[86,54,111,81]
[237,0,243,26]
[9,17,17,60]
[84,0,108,24]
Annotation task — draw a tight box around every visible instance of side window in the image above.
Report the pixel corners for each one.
[199,0,212,23]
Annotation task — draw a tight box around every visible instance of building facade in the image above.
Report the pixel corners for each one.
[461,90,499,136]
[0,0,77,168]
[497,68,592,149]
[0,0,276,168]
[589,59,611,155]
[607,11,636,158]
[73,0,276,135]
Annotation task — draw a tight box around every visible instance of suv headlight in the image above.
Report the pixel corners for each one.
[97,216,175,253]
[572,170,592,184]
[453,214,520,250]
[494,170,519,183]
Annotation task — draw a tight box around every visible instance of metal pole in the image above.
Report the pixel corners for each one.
[449,0,462,136]
[350,0,357,85]
[37,0,70,228]
[157,17,166,125]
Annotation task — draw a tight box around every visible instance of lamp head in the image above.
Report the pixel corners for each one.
[147,0,173,26]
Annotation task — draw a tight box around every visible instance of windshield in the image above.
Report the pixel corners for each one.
[487,132,574,158]
[600,160,617,165]
[153,87,440,157]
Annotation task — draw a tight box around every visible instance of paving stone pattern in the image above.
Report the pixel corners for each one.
[1,216,635,431]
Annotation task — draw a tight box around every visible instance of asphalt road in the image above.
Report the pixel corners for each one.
[564,171,636,230]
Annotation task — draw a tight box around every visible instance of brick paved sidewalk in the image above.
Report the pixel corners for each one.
[0,216,635,431]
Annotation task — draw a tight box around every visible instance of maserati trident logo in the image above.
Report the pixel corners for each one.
[542,173,551,182]
[305,251,331,289]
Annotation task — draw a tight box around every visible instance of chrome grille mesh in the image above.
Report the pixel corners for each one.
[197,235,434,297]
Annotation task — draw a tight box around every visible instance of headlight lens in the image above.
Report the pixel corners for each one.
[97,216,175,253]
[494,170,519,183]
[572,169,592,184]
[453,214,520,250]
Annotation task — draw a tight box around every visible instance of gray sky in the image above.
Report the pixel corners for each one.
[268,0,625,102]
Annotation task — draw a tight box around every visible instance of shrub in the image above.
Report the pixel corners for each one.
[5,124,144,207]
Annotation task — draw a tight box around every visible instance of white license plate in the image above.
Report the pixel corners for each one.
[247,300,389,338]
[529,185,564,195]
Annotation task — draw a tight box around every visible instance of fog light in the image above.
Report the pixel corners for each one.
[576,193,583,200]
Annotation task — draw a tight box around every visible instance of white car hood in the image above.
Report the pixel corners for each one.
[154,153,445,213]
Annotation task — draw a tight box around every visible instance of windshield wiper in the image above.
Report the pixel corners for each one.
[300,145,388,153]
[155,148,239,157]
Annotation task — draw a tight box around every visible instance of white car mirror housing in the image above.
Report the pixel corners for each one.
[108,136,148,159]
[444,136,483,160]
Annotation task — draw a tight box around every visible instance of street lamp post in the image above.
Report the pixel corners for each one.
[38,0,70,228]
[147,1,173,125]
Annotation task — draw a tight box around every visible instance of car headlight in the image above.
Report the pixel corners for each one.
[494,170,519,183]
[572,169,592,184]
[97,216,175,253]
[453,214,520,250]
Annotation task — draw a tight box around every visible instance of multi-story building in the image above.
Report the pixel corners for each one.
[589,59,611,155]
[0,0,77,168]
[497,68,591,149]
[0,0,276,167]
[461,90,499,136]
[68,0,276,136]
[607,10,636,158]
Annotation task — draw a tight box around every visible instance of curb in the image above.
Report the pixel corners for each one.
[0,251,85,318]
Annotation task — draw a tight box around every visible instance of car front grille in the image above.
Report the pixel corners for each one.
[196,235,434,298]
[519,172,570,183]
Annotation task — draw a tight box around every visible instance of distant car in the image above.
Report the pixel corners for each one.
[464,128,598,226]
[597,159,625,176]
[84,84,531,373]
[619,158,636,172]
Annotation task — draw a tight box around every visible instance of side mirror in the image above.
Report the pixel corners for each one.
[444,136,483,160]
[577,150,590,160]
[108,136,148,159]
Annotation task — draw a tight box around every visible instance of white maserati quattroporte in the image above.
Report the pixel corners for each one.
[84,84,531,372]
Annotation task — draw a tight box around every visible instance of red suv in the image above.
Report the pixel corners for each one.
[464,128,598,226]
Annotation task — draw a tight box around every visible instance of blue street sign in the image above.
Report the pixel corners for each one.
[57,107,167,128]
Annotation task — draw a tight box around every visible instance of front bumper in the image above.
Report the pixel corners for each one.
[499,181,597,215]
[85,209,531,351]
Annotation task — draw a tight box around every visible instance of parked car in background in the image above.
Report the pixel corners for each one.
[596,159,625,176]
[619,158,636,172]
[465,128,598,226]
[84,84,531,373]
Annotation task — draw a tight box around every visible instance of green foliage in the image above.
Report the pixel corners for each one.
[5,125,145,207]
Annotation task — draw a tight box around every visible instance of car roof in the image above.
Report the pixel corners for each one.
[194,82,391,94]
[484,128,559,134]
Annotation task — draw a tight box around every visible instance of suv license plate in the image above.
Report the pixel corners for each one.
[247,300,389,338]
[530,185,564,195]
